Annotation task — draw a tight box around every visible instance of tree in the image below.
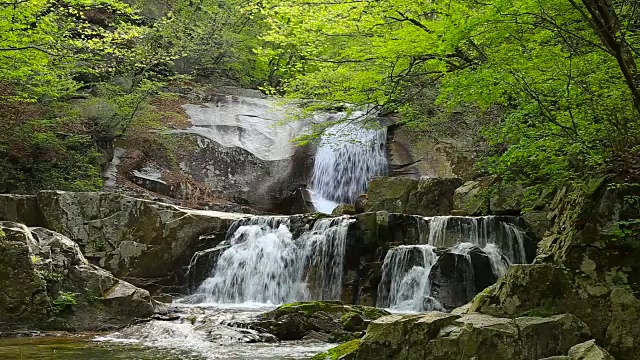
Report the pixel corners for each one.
[259,0,640,186]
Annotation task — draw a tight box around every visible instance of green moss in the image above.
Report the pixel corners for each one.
[311,339,361,360]
[519,305,558,318]
[277,301,345,316]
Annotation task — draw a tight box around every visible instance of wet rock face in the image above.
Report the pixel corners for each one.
[175,133,315,214]
[0,191,244,294]
[351,312,591,360]
[245,301,389,342]
[105,91,318,214]
[386,122,486,181]
[428,247,498,311]
[0,222,155,331]
[365,177,464,216]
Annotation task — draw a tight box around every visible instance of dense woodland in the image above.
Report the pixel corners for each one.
[1,0,639,201]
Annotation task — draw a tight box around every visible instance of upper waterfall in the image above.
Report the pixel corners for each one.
[309,117,388,213]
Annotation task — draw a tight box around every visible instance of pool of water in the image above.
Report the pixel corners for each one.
[0,304,333,360]
[0,336,193,360]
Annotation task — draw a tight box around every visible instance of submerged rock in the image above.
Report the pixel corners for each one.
[0,222,155,331]
[246,301,389,342]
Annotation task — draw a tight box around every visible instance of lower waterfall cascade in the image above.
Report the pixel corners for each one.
[187,212,531,314]
[309,118,388,213]
[190,216,354,305]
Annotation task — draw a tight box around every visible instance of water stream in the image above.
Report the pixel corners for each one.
[0,304,332,360]
[309,118,387,213]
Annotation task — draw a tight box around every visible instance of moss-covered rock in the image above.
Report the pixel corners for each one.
[332,204,356,216]
[312,339,360,360]
[453,177,494,215]
[248,301,389,342]
[365,177,463,216]
[470,183,640,359]
[352,312,590,360]
[0,222,155,331]
[568,340,615,360]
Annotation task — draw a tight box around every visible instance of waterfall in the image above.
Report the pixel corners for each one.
[191,216,353,305]
[309,118,387,213]
[378,216,528,312]
[298,218,350,300]
[376,245,442,312]
[426,216,528,264]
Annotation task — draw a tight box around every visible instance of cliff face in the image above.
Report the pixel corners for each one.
[469,183,640,359]
[0,191,245,294]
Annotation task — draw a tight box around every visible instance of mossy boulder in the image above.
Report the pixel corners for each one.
[249,301,389,342]
[0,222,155,332]
[332,204,356,216]
[453,177,495,215]
[365,177,463,216]
[568,340,615,360]
[350,312,590,360]
[312,339,360,360]
[453,176,525,216]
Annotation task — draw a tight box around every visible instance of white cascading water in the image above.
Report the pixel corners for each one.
[376,245,442,312]
[193,216,353,305]
[378,216,528,312]
[309,118,388,213]
[426,216,528,264]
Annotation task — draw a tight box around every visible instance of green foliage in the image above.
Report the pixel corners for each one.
[1,0,267,192]
[259,0,640,191]
[52,291,78,314]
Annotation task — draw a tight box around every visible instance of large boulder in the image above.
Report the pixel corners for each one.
[453,176,525,216]
[428,246,498,310]
[246,301,389,342]
[349,312,590,360]
[0,222,155,331]
[568,340,616,360]
[0,191,246,293]
[365,177,464,216]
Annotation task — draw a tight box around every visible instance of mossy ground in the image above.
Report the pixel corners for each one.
[311,339,360,360]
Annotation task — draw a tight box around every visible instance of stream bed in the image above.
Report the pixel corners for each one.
[0,304,332,360]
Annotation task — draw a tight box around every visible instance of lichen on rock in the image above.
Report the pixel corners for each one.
[0,222,156,332]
